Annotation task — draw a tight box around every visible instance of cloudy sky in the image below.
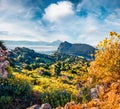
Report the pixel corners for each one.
[0,0,120,45]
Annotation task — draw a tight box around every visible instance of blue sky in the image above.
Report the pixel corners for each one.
[0,0,120,45]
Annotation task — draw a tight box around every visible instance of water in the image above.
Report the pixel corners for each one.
[6,44,58,54]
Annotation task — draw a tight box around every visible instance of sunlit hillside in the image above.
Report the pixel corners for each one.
[0,32,120,109]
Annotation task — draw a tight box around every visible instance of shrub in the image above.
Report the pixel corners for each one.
[0,74,31,97]
[40,90,71,108]
[88,32,120,83]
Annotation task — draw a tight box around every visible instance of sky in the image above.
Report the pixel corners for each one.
[0,0,120,45]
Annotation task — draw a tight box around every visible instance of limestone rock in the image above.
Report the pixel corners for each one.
[64,101,75,109]
[27,104,40,109]
[0,47,9,78]
[90,88,98,99]
[56,106,64,109]
[95,85,105,98]
[40,103,51,109]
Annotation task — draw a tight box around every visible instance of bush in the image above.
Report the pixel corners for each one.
[40,90,71,108]
[0,73,32,108]
[42,71,51,77]
[88,32,120,83]
[0,74,31,97]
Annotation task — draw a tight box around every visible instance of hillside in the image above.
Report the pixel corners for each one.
[8,47,55,71]
[0,32,120,109]
[1,44,89,109]
[57,41,95,59]
[8,47,88,72]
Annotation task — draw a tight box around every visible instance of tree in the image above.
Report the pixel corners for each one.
[54,62,61,77]
[88,32,120,83]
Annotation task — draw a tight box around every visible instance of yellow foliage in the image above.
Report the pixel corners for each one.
[88,32,120,83]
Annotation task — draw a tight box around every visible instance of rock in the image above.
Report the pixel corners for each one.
[56,106,64,109]
[64,101,75,109]
[0,47,9,78]
[82,104,87,109]
[40,103,51,109]
[90,88,98,99]
[95,85,105,97]
[27,104,40,109]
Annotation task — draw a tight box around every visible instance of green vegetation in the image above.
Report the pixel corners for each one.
[0,44,90,108]
[1,32,119,108]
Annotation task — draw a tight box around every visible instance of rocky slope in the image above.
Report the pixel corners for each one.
[57,41,95,59]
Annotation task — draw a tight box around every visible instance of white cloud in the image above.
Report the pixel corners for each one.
[43,1,74,23]
[0,0,120,46]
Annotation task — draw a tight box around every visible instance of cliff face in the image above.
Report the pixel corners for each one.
[57,41,95,59]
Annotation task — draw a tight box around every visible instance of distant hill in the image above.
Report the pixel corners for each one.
[3,40,62,53]
[57,41,95,59]
[8,47,55,71]
[3,40,62,46]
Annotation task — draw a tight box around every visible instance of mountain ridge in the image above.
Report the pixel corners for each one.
[3,40,62,46]
[57,41,95,59]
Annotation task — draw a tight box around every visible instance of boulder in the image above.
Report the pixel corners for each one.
[64,101,75,109]
[0,47,9,78]
[90,88,98,99]
[95,85,105,97]
[56,106,64,109]
[27,104,40,109]
[40,103,51,109]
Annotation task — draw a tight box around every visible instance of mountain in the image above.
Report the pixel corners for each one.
[3,40,62,53]
[8,47,55,71]
[3,40,62,46]
[57,41,95,59]
[47,40,62,46]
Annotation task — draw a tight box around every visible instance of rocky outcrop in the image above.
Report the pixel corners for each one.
[90,88,98,99]
[54,80,120,109]
[27,104,40,109]
[27,103,51,109]
[64,101,75,109]
[40,103,51,109]
[57,41,95,59]
[0,47,9,78]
